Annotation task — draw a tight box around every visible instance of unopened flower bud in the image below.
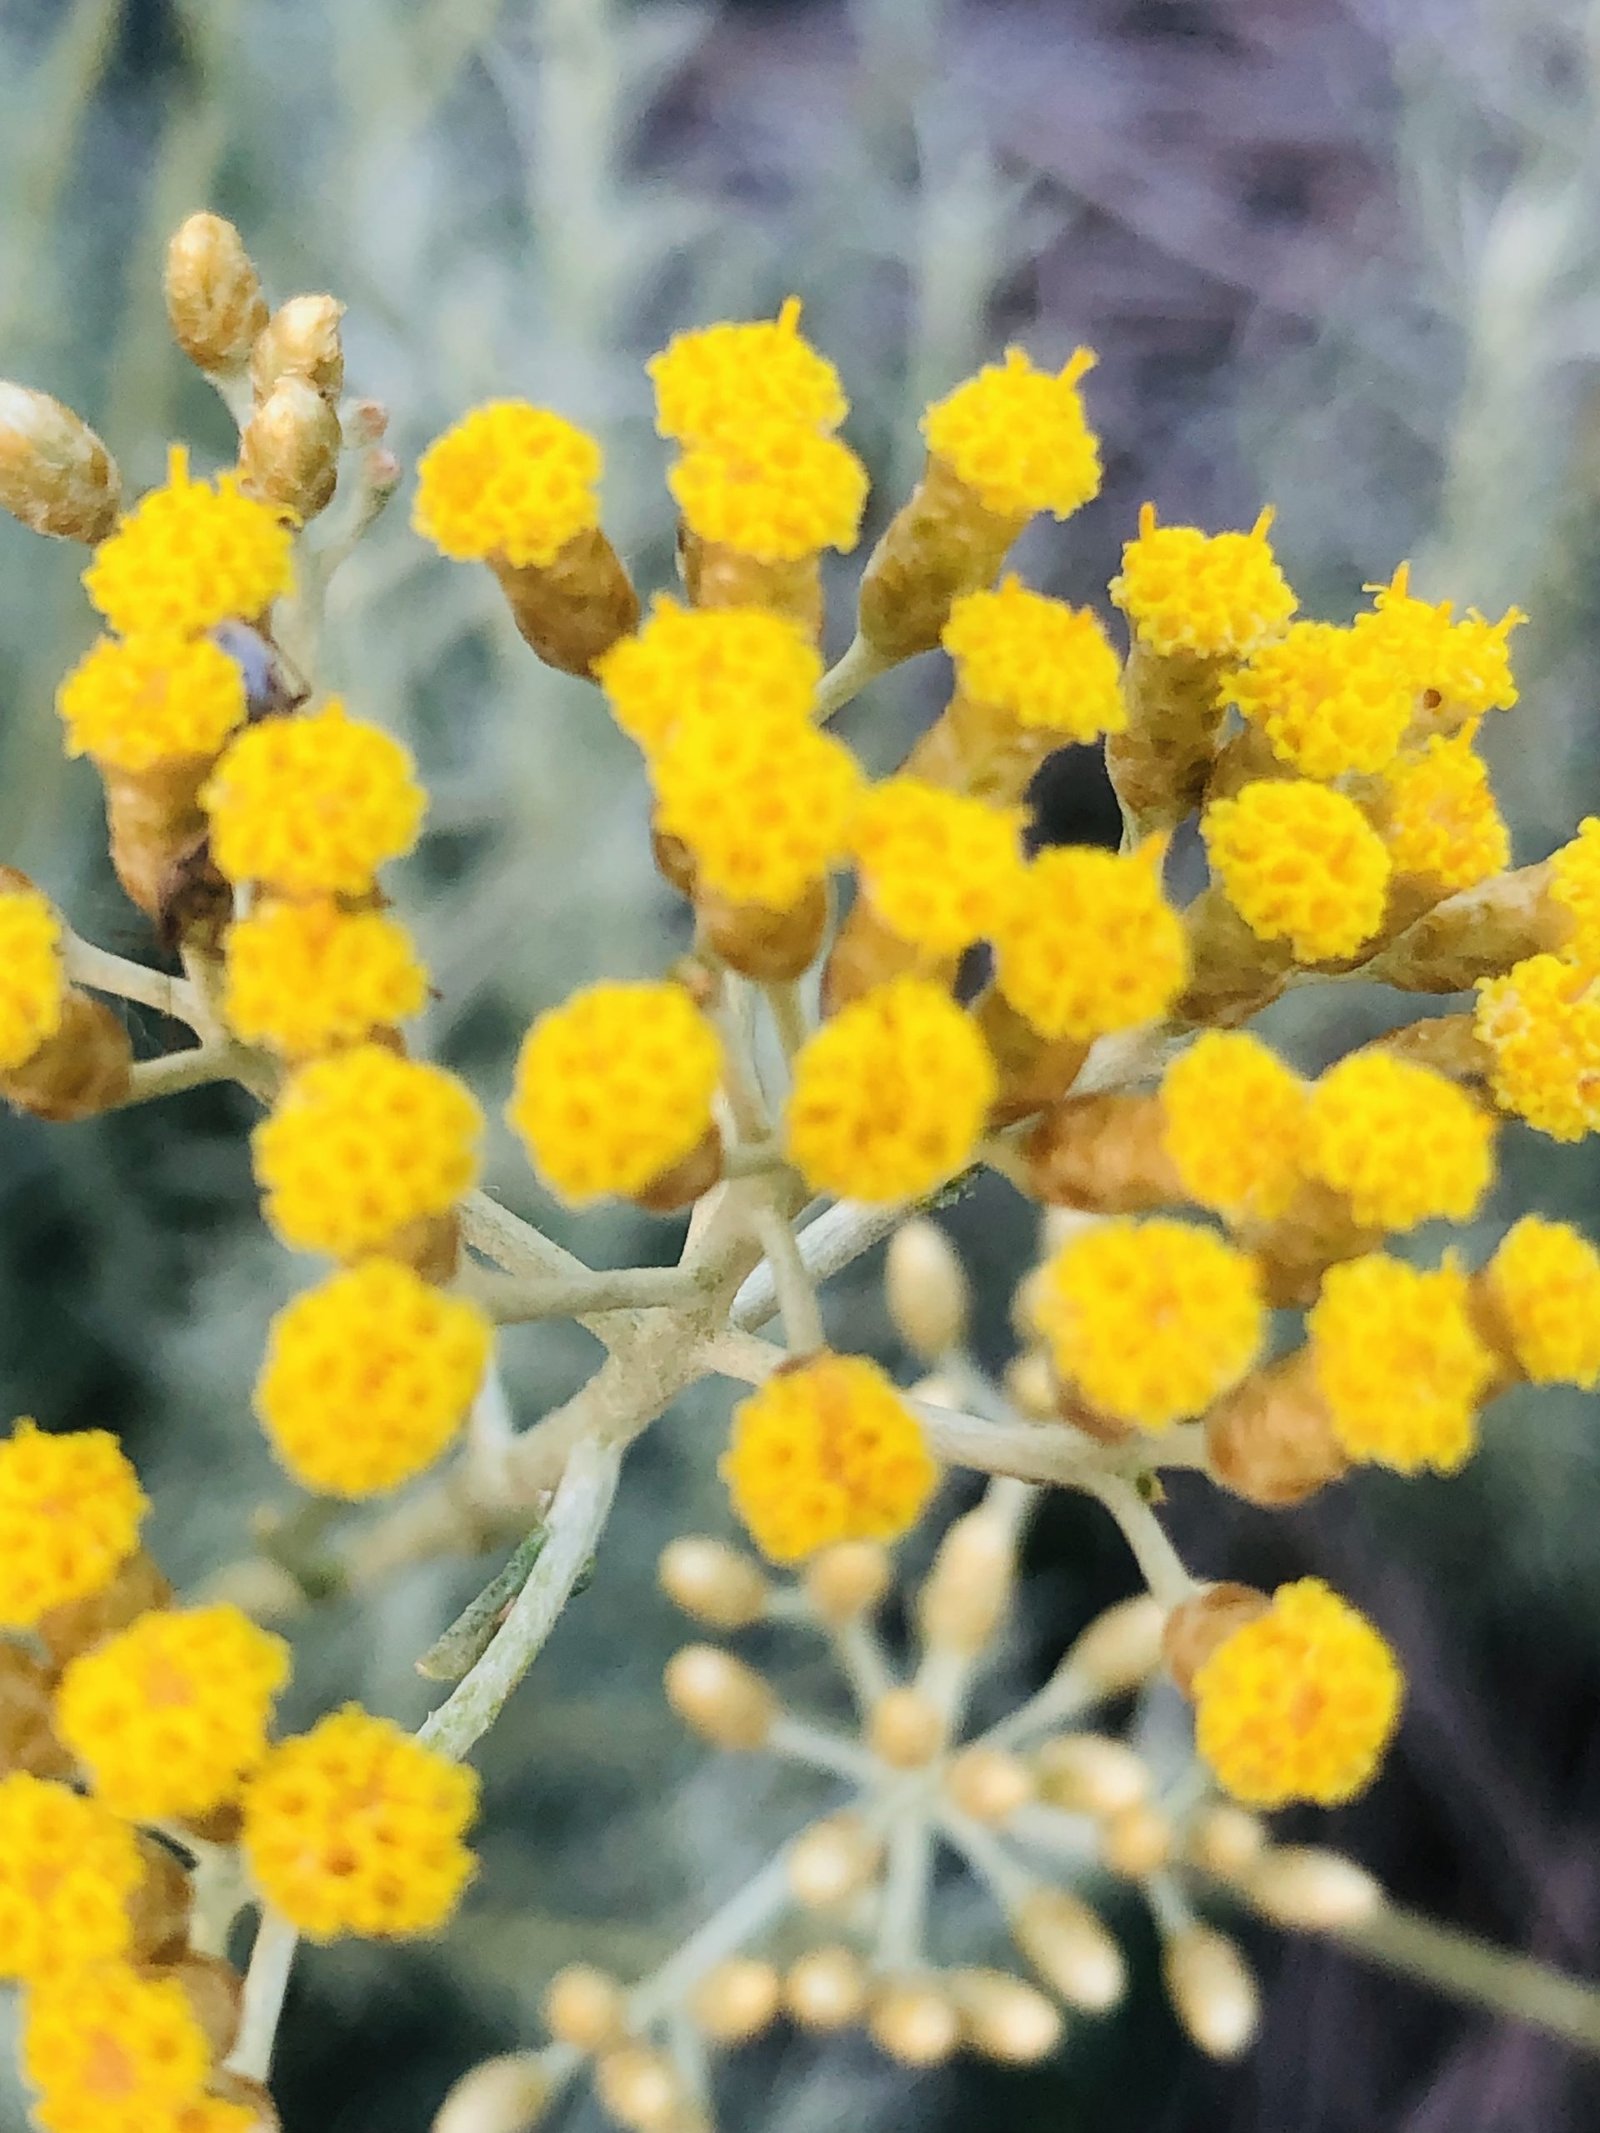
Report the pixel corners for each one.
[594,2044,682,2133]
[663,1645,777,1750]
[1033,1733,1151,1818]
[1162,1584,1270,1698]
[0,1642,70,1779]
[868,1686,947,1768]
[944,1744,1035,1823]
[803,1541,891,1625]
[868,1976,962,2066]
[786,1813,882,1908]
[1003,1349,1058,1421]
[251,293,346,402]
[1247,1845,1383,1929]
[1184,1803,1266,1881]
[1012,1887,1126,2012]
[240,375,341,521]
[951,1968,1064,2065]
[1059,1593,1166,1699]
[1162,1925,1259,2059]
[785,1944,869,2030]
[543,1963,628,2053]
[658,1537,769,1630]
[917,1507,1016,1654]
[0,381,121,542]
[1101,1801,1175,1879]
[885,1218,970,1360]
[164,213,269,375]
[433,2053,552,2133]
[689,1956,782,2043]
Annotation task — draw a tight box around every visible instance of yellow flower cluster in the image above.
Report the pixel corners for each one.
[1034,1218,1264,1429]
[413,400,603,567]
[1307,1255,1495,1472]
[255,1258,492,1495]
[722,1353,938,1562]
[1358,564,1523,717]
[0,1775,142,1980]
[1550,816,1600,959]
[1376,728,1509,891]
[0,883,65,1074]
[1302,1051,1495,1232]
[670,416,868,562]
[1474,953,1600,1142]
[1192,1578,1403,1807]
[922,347,1101,521]
[252,1043,482,1258]
[55,633,247,774]
[509,981,723,1204]
[596,597,820,754]
[1109,504,1297,660]
[242,1705,478,1937]
[993,843,1188,1040]
[1203,780,1391,961]
[785,977,996,1201]
[22,1960,220,2133]
[1159,1031,1307,1225]
[82,446,293,638]
[0,1418,146,1629]
[1225,620,1416,779]
[650,298,847,444]
[55,1603,290,1820]
[222,896,429,1056]
[1482,1217,1600,1388]
[942,578,1125,739]
[850,779,1024,955]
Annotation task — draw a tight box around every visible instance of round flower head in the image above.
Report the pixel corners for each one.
[649,298,848,444]
[1303,1051,1495,1232]
[785,976,996,1202]
[413,401,602,567]
[1482,1216,1600,1389]
[252,1044,482,1258]
[1308,1254,1496,1473]
[1202,780,1391,962]
[942,578,1125,739]
[650,702,864,911]
[222,897,429,1056]
[83,445,293,638]
[722,1353,938,1563]
[243,1705,478,1938]
[1550,817,1600,961]
[0,884,64,1072]
[55,1603,290,1820]
[0,1774,143,1980]
[1475,954,1600,1142]
[22,1961,213,2133]
[1109,504,1297,661]
[0,1419,146,1629]
[992,841,1188,1041]
[256,1260,491,1496]
[202,699,427,896]
[1376,726,1509,891]
[852,779,1025,955]
[922,347,1102,522]
[1224,620,1417,780]
[1192,1578,1403,1808]
[56,633,248,772]
[1159,1030,1308,1226]
[595,597,820,756]
[1357,564,1523,715]
[509,981,723,1204]
[669,416,868,562]
[1033,1218,1264,1430]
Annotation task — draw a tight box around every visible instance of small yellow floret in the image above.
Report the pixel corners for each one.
[1377,726,1509,890]
[255,1260,492,1496]
[1358,564,1523,714]
[1159,1031,1307,1225]
[1482,1216,1600,1388]
[253,1044,482,1258]
[0,885,64,1073]
[243,1705,478,1938]
[721,1353,937,1562]
[784,977,996,1202]
[650,703,863,910]
[0,1419,146,1630]
[1203,780,1392,962]
[56,633,248,772]
[670,416,868,561]
[923,347,1102,521]
[1550,817,1600,961]
[509,981,723,1204]
[992,841,1188,1040]
[1308,1254,1496,1473]
[594,597,820,755]
[1109,504,1297,660]
[1303,1051,1495,1231]
[203,699,427,896]
[83,445,293,638]
[55,1603,290,1821]
[1193,1578,1402,1808]
[941,577,1126,738]
[1475,954,1600,1142]
[0,1775,142,1980]
[23,1961,213,2133]
[223,898,429,1055]
[413,401,602,567]
[1225,620,1416,779]
[649,298,848,443]
[1033,1218,1264,1429]
[852,779,1025,954]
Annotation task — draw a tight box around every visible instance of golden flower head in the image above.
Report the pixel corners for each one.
[1033,1217,1265,1430]
[1356,563,1523,714]
[255,1260,492,1497]
[1549,817,1600,961]
[1224,620,1416,780]
[222,897,429,1056]
[1474,953,1600,1142]
[992,840,1188,1041]
[1202,780,1392,962]
[1159,1030,1308,1226]
[941,578,1126,739]
[22,1960,214,2133]
[509,980,723,1204]
[851,778,1025,955]
[413,401,603,567]
[0,1774,143,1981]
[1375,726,1509,891]
[722,1353,938,1563]
[83,445,293,638]
[784,976,997,1202]
[649,298,847,444]
[670,415,868,561]
[1303,1050,1495,1232]
[594,596,820,755]
[243,1705,478,1939]
[0,1418,146,1630]
[1109,504,1296,661]
[56,633,248,773]
[922,347,1101,521]
[1482,1216,1600,1389]
[0,882,65,1073]
[1193,1577,1403,1808]
[1308,1254,1496,1473]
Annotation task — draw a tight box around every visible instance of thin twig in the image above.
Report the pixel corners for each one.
[63,935,199,1024]
[463,1261,710,1326]
[749,1197,826,1355]
[459,1189,591,1284]
[117,1045,242,1107]
[226,1907,300,2082]
[813,633,891,723]
[731,1198,904,1332]
[1070,1470,1197,1609]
